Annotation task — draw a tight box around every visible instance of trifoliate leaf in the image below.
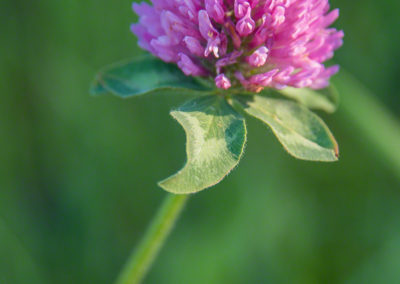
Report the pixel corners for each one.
[159,95,247,194]
[235,95,338,162]
[276,85,339,113]
[90,56,211,98]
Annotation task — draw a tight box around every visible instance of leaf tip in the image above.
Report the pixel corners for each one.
[89,74,108,96]
[334,145,340,160]
[157,179,174,193]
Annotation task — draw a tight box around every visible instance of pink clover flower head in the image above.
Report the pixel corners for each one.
[131,0,343,92]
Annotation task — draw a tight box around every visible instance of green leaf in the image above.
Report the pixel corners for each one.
[276,85,339,113]
[159,95,247,194]
[235,95,338,162]
[90,56,211,98]
[90,79,108,95]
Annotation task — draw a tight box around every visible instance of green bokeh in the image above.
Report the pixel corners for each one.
[1,1,399,283]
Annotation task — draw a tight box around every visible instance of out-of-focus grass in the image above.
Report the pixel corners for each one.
[334,71,400,180]
[1,0,400,283]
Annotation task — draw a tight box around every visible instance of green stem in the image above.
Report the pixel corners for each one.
[115,193,189,284]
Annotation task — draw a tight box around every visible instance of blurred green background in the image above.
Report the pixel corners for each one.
[1,0,400,283]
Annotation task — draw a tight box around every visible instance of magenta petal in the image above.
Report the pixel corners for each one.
[249,69,279,86]
[235,8,255,37]
[177,53,207,76]
[205,0,225,24]
[234,0,250,19]
[183,36,205,57]
[247,46,269,67]
[198,10,219,40]
[215,74,231,89]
